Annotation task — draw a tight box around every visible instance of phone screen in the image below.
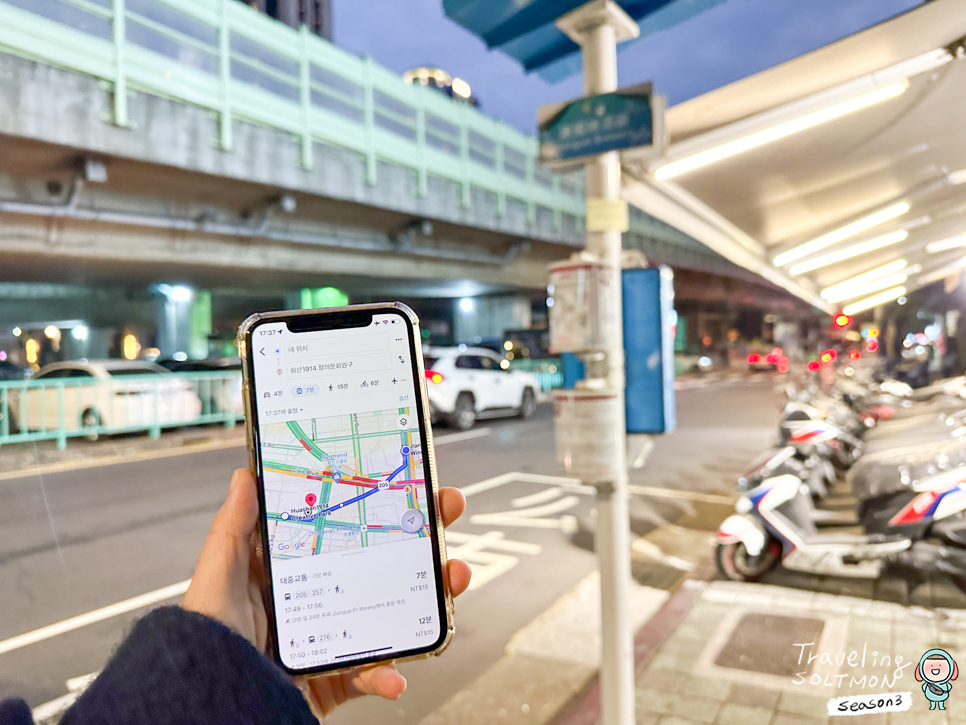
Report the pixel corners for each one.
[248,309,446,673]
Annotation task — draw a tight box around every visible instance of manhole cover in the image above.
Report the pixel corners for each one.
[714,613,824,676]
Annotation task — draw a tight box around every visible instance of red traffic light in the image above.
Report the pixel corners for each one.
[807,361,821,372]
[833,314,852,328]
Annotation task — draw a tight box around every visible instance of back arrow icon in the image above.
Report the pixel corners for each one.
[259,348,266,356]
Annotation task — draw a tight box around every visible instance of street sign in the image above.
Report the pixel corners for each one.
[538,83,664,169]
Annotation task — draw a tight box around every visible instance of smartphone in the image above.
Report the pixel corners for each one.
[238,303,453,676]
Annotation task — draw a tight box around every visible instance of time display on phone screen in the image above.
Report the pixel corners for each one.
[251,312,443,671]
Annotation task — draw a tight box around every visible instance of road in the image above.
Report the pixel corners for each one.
[0,376,781,719]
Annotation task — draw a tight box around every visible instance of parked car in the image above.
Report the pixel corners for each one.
[10,360,202,438]
[158,357,243,416]
[423,346,540,430]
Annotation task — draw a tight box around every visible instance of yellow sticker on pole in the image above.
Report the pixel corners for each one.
[585,198,629,232]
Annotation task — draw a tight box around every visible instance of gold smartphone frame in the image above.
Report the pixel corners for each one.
[237,302,454,677]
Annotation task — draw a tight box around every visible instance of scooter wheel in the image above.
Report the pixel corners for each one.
[715,541,781,582]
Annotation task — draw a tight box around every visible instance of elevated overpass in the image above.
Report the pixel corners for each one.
[0,0,808,360]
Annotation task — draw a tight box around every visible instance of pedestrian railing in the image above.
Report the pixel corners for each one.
[0,0,585,231]
[0,371,243,449]
[509,358,563,391]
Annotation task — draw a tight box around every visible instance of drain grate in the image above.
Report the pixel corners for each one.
[714,613,825,677]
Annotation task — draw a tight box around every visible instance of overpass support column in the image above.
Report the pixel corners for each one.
[453,295,532,345]
[151,284,211,359]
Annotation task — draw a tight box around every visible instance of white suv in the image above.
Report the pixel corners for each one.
[423,347,540,430]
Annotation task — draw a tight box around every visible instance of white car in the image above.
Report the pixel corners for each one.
[423,347,540,430]
[12,360,202,437]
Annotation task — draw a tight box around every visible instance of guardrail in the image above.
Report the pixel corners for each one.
[509,358,563,391]
[0,371,242,449]
[0,0,585,229]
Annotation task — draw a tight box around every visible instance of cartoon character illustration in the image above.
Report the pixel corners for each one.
[916,648,958,710]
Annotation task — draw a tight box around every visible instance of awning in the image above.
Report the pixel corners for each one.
[442,0,726,81]
[623,0,966,314]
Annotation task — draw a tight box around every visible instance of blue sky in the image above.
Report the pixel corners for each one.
[332,0,922,134]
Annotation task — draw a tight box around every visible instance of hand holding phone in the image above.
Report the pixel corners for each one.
[182,467,471,719]
[236,303,458,678]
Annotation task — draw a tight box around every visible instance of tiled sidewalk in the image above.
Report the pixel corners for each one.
[634,581,966,725]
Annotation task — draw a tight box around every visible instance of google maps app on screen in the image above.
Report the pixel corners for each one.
[252,313,442,670]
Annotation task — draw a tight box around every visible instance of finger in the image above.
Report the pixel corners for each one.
[438,487,466,528]
[445,558,472,598]
[350,665,407,701]
[208,469,259,544]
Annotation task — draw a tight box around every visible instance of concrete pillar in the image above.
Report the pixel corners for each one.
[452,295,532,345]
[151,283,195,359]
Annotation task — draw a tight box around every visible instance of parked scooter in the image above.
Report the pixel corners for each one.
[716,472,966,590]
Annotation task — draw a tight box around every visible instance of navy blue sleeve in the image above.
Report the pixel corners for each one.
[9,607,318,725]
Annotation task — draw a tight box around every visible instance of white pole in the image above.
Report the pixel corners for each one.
[581,19,635,725]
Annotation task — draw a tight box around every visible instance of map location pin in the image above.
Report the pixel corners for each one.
[305,493,317,507]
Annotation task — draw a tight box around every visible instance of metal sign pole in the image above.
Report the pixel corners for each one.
[554,3,640,724]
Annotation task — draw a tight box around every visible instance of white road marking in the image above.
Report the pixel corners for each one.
[444,531,541,590]
[0,580,190,657]
[0,438,245,482]
[433,427,492,446]
[31,692,79,723]
[511,487,563,508]
[31,672,98,724]
[630,538,694,571]
[461,471,588,498]
[470,495,581,532]
[459,471,520,497]
[626,484,734,505]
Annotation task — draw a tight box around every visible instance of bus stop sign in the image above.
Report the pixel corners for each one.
[538,83,662,166]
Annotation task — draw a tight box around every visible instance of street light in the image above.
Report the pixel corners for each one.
[71,325,90,341]
[169,285,192,302]
[654,83,909,181]
[459,297,474,312]
[788,230,908,275]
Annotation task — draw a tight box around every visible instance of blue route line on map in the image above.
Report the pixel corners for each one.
[293,453,409,523]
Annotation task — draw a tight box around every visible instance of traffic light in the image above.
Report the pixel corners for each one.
[833,314,851,328]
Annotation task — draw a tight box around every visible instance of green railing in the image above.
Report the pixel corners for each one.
[0,0,585,227]
[0,371,242,449]
[509,358,563,391]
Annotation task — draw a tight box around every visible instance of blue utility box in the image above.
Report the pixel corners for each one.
[623,266,676,434]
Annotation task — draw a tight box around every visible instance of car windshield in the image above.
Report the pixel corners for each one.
[424,356,438,368]
[106,367,162,376]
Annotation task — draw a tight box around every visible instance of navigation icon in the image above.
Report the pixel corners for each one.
[400,508,425,534]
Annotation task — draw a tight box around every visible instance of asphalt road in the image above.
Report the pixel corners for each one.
[0,376,782,719]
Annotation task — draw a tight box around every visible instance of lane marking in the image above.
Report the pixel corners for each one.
[444,531,541,590]
[0,579,190,657]
[433,427,492,446]
[0,438,245,482]
[470,495,581,532]
[511,487,562,508]
[31,672,98,723]
[626,485,734,505]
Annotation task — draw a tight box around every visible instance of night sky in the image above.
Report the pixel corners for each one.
[333,0,923,134]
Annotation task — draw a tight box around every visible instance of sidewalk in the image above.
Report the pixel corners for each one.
[0,424,245,475]
[420,514,966,725]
